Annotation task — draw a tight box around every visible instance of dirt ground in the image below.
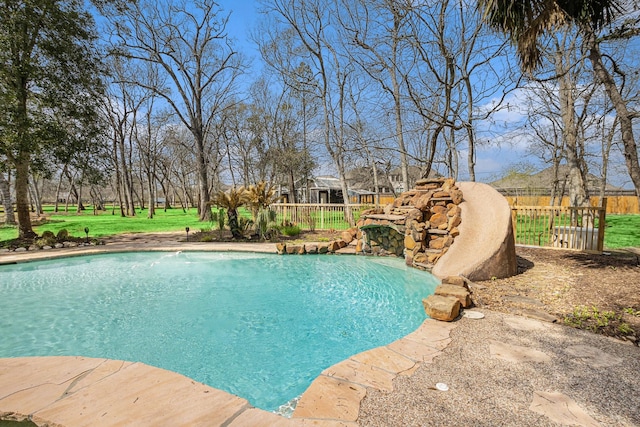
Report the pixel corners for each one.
[470,246,640,345]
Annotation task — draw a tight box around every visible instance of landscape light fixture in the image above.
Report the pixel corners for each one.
[84,227,89,244]
[186,226,190,242]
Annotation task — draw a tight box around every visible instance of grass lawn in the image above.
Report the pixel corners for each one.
[603,215,640,249]
[0,206,214,242]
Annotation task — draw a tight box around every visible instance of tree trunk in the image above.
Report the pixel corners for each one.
[118,133,135,216]
[29,177,43,216]
[76,178,84,213]
[0,173,16,225]
[556,47,587,209]
[54,165,66,212]
[599,117,616,203]
[288,170,297,204]
[228,208,241,239]
[586,32,640,205]
[15,155,35,238]
[147,171,155,219]
[391,72,409,192]
[195,132,212,221]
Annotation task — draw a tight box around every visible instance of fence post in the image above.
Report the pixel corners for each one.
[597,198,607,252]
[511,208,517,245]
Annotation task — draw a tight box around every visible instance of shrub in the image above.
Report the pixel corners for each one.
[41,230,55,240]
[256,208,279,240]
[301,207,316,232]
[56,229,69,240]
[282,224,301,237]
[238,217,254,235]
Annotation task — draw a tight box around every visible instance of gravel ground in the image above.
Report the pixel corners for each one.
[358,310,640,427]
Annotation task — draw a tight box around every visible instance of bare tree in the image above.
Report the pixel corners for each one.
[112,0,244,221]
[259,0,359,224]
[340,0,413,192]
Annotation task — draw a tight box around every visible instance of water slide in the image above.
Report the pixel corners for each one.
[432,181,517,281]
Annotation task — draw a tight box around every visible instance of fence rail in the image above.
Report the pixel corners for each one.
[269,203,371,231]
[511,201,607,252]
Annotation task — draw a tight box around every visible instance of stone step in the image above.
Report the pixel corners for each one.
[428,229,449,235]
[422,294,460,321]
[361,214,406,221]
[416,177,447,185]
[435,284,472,308]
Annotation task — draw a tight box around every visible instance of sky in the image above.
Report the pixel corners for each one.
[220,0,261,58]
[110,0,636,190]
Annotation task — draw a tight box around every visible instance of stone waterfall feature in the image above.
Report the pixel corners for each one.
[356,177,463,271]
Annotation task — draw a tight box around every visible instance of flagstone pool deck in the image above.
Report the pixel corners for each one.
[1,235,638,426]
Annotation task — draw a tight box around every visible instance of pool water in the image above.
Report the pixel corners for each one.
[0,252,438,411]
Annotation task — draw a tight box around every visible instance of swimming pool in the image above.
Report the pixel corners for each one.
[0,252,438,412]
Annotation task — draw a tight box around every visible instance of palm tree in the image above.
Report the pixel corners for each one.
[478,0,618,72]
[478,0,640,204]
[209,187,250,239]
[245,181,283,221]
[245,181,284,240]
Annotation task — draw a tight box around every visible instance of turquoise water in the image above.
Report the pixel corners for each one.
[0,252,438,411]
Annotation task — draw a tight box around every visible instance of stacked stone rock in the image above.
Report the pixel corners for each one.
[276,177,464,270]
[423,276,473,321]
[356,177,463,270]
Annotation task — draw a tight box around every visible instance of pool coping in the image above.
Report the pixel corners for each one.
[0,240,456,426]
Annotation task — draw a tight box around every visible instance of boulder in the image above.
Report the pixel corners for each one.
[413,253,428,264]
[404,234,417,250]
[423,295,461,322]
[327,241,341,252]
[430,205,447,215]
[442,276,468,288]
[435,284,472,308]
[286,245,305,255]
[429,213,447,228]
[450,189,463,204]
[341,231,354,244]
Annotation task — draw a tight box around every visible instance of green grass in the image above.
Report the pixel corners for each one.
[0,206,213,242]
[603,215,640,249]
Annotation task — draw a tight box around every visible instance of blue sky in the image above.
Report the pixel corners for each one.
[128,1,635,189]
[220,0,260,54]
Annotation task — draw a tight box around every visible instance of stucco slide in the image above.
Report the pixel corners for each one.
[432,181,517,281]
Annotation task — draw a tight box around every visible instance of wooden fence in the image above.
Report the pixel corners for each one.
[270,203,370,231]
[511,201,607,252]
[271,202,608,253]
[504,195,638,214]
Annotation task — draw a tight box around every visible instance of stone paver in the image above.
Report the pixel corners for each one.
[564,344,623,368]
[322,359,395,392]
[489,340,552,363]
[292,376,367,421]
[350,347,416,374]
[530,391,601,427]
